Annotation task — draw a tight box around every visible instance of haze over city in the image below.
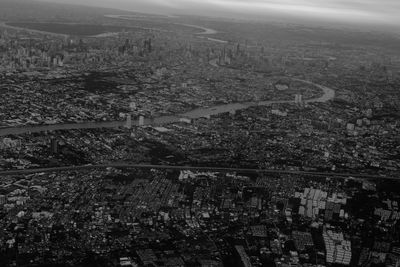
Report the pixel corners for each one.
[39,0,400,28]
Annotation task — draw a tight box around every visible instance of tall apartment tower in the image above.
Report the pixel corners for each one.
[295,94,304,106]
[0,195,6,205]
[295,94,299,104]
[125,114,132,129]
[50,138,58,154]
[138,115,145,126]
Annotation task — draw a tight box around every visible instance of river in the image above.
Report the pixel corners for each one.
[0,76,334,136]
[0,19,335,137]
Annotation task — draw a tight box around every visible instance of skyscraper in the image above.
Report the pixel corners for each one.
[295,94,304,106]
[0,195,6,205]
[139,115,145,126]
[50,138,58,154]
[125,114,132,129]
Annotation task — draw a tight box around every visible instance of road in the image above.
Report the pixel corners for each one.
[0,19,387,181]
[0,163,397,180]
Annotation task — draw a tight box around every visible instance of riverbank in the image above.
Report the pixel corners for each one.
[0,75,335,137]
[0,18,335,137]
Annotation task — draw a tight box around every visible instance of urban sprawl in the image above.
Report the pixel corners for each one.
[0,6,400,267]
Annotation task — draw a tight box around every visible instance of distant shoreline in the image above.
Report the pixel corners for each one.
[0,21,68,37]
[1,22,144,37]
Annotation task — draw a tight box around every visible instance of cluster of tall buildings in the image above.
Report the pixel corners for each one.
[323,230,352,265]
[0,30,86,71]
[295,188,348,220]
[0,28,163,72]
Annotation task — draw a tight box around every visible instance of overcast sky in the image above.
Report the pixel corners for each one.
[44,0,400,27]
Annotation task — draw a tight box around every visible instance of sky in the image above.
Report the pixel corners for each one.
[43,0,400,28]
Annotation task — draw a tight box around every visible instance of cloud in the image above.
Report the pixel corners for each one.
[175,0,398,22]
[125,0,400,26]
